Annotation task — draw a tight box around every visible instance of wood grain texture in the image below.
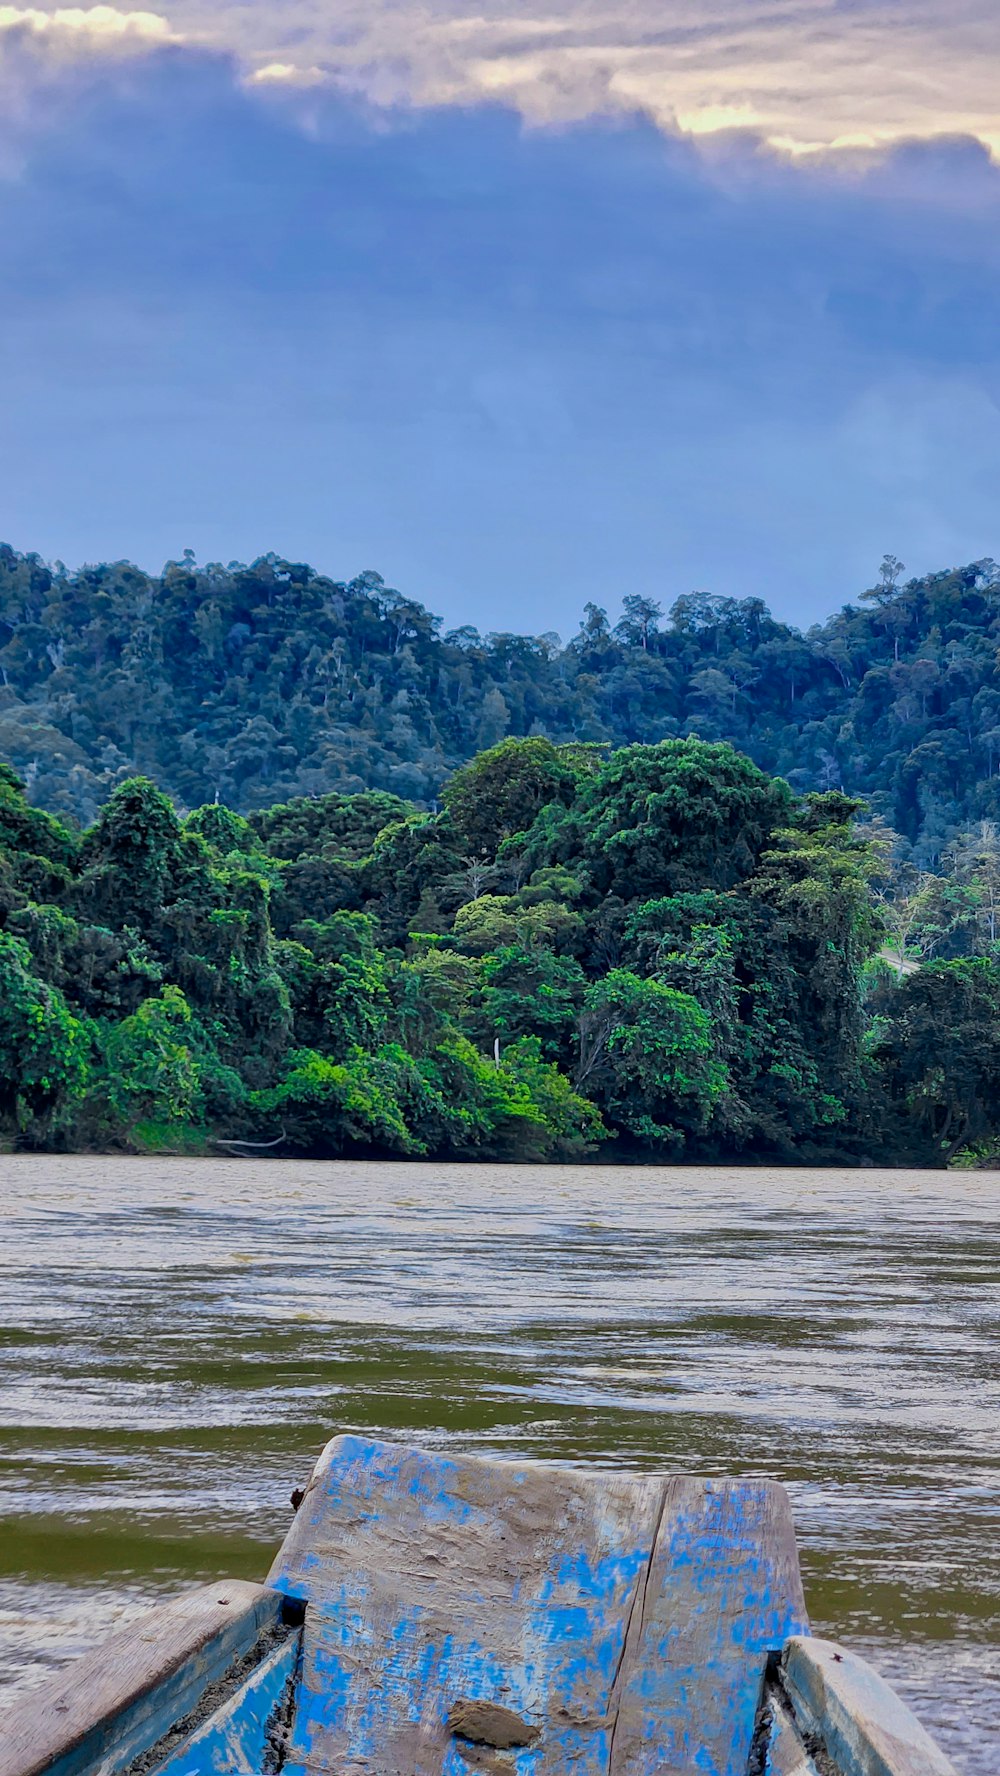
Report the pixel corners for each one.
[0,1582,281,1776]
[765,1691,823,1776]
[609,1476,809,1776]
[272,1433,667,1776]
[782,1638,959,1776]
[150,1629,301,1775]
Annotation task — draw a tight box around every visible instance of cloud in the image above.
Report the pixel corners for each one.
[248,61,325,88]
[1,4,999,155]
[0,43,997,630]
[7,0,985,158]
[0,5,175,45]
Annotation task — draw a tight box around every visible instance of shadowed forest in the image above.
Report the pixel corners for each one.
[3,544,1000,861]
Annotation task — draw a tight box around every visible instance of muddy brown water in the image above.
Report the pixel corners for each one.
[0,1158,997,1769]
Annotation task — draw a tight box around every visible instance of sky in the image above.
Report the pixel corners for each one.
[0,5,999,635]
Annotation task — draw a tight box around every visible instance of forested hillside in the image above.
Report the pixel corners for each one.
[3,543,1000,862]
[4,735,1000,1166]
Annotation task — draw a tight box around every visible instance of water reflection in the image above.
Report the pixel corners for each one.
[0,1158,997,1769]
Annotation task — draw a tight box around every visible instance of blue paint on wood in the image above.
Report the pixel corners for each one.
[292,1608,622,1773]
[149,1632,301,1776]
[610,1477,808,1776]
[88,1443,809,1776]
[274,1435,667,1775]
[21,1588,286,1776]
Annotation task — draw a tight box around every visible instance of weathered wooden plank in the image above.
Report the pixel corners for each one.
[609,1476,809,1776]
[782,1638,959,1776]
[765,1690,823,1776]
[150,1629,301,1775]
[271,1433,667,1776]
[0,1582,283,1776]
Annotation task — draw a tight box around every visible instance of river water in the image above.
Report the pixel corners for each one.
[0,1158,997,1768]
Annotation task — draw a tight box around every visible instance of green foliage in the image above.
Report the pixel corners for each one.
[78,777,183,926]
[95,986,202,1129]
[451,894,581,956]
[576,969,724,1151]
[0,763,78,908]
[184,803,256,856]
[481,946,586,1060]
[399,1033,605,1162]
[0,930,87,1136]
[357,816,464,947]
[3,545,1000,878]
[284,913,391,1053]
[3,674,998,1165]
[501,1037,606,1159]
[251,790,407,932]
[555,739,792,900]
[391,949,483,1052]
[623,885,861,1153]
[443,738,593,856]
[749,794,884,1127]
[871,958,1000,1162]
[250,1032,602,1163]
[253,790,418,862]
[0,762,77,871]
[251,1047,416,1155]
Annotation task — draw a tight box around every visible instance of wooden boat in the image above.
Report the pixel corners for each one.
[0,1434,957,1776]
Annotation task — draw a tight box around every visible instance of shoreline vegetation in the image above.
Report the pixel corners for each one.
[4,717,1000,1168]
[5,540,1000,1167]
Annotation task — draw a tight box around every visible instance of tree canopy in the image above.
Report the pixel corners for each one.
[2,725,995,1166]
[5,538,1000,1167]
[4,543,1000,871]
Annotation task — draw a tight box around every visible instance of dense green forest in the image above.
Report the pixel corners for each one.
[4,730,1000,1165]
[3,543,1000,867]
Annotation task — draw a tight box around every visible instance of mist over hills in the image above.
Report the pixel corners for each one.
[2,541,998,858]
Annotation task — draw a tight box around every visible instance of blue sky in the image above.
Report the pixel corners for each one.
[0,6,999,634]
